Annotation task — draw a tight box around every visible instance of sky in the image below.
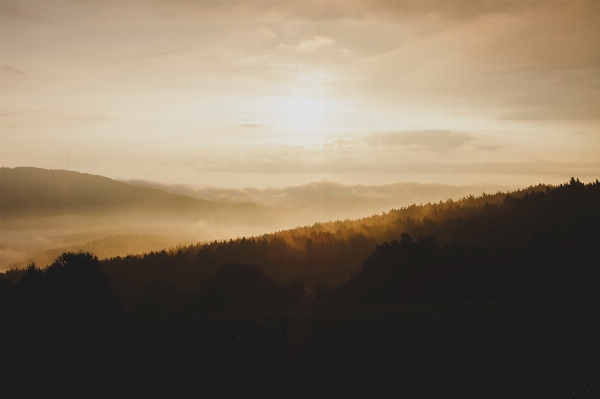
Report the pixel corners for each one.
[1,0,599,188]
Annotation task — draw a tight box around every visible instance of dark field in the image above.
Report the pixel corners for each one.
[3,297,598,398]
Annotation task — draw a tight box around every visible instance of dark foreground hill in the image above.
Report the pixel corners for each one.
[2,255,599,398]
[1,178,599,398]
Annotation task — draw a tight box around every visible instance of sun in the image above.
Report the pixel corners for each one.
[281,96,323,131]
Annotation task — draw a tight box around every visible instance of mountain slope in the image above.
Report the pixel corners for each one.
[100,179,599,306]
[0,167,273,224]
[0,167,286,270]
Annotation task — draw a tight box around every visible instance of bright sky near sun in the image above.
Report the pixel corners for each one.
[1,0,599,188]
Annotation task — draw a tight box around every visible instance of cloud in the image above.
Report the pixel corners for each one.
[297,36,335,51]
[164,153,600,179]
[0,111,115,131]
[498,100,600,121]
[365,130,474,152]
[146,0,550,22]
[120,49,190,62]
[237,123,273,128]
[1,65,27,75]
[0,4,45,23]
[367,0,557,22]
[477,144,504,152]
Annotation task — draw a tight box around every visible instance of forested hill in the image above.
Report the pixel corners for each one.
[0,167,271,223]
[3,179,599,398]
[101,178,598,306]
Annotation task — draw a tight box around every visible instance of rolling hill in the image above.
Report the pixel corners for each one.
[0,167,285,270]
[96,178,599,306]
[0,167,273,224]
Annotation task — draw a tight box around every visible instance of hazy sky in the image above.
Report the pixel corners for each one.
[1,0,599,188]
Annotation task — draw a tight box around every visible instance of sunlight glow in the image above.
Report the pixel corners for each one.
[281,96,323,131]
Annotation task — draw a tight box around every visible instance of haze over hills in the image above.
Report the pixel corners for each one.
[125,179,514,223]
[6,177,596,309]
[4,234,193,273]
[1,166,514,271]
[0,167,281,270]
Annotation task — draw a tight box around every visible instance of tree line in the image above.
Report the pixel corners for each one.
[97,178,599,306]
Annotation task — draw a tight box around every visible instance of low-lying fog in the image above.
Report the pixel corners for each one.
[125,179,513,223]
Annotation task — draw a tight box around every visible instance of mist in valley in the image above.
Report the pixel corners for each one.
[125,179,514,224]
[1,167,514,271]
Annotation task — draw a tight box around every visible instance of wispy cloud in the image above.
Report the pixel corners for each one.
[297,36,335,51]
[477,144,504,152]
[0,111,115,130]
[146,0,551,22]
[365,130,474,152]
[1,65,27,76]
[237,123,273,128]
[119,49,191,62]
[0,4,45,23]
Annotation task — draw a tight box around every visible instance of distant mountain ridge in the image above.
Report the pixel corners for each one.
[0,167,271,223]
[123,178,515,222]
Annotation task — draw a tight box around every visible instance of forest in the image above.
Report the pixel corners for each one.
[1,178,599,398]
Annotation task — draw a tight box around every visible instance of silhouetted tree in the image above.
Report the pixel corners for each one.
[345,234,440,304]
[192,263,305,312]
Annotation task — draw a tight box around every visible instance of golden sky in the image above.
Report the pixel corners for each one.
[1,0,599,188]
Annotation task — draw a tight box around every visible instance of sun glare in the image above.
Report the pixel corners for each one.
[281,96,323,131]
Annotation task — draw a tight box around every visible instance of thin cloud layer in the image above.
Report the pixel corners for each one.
[141,0,556,22]
[0,65,27,75]
[366,130,474,152]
